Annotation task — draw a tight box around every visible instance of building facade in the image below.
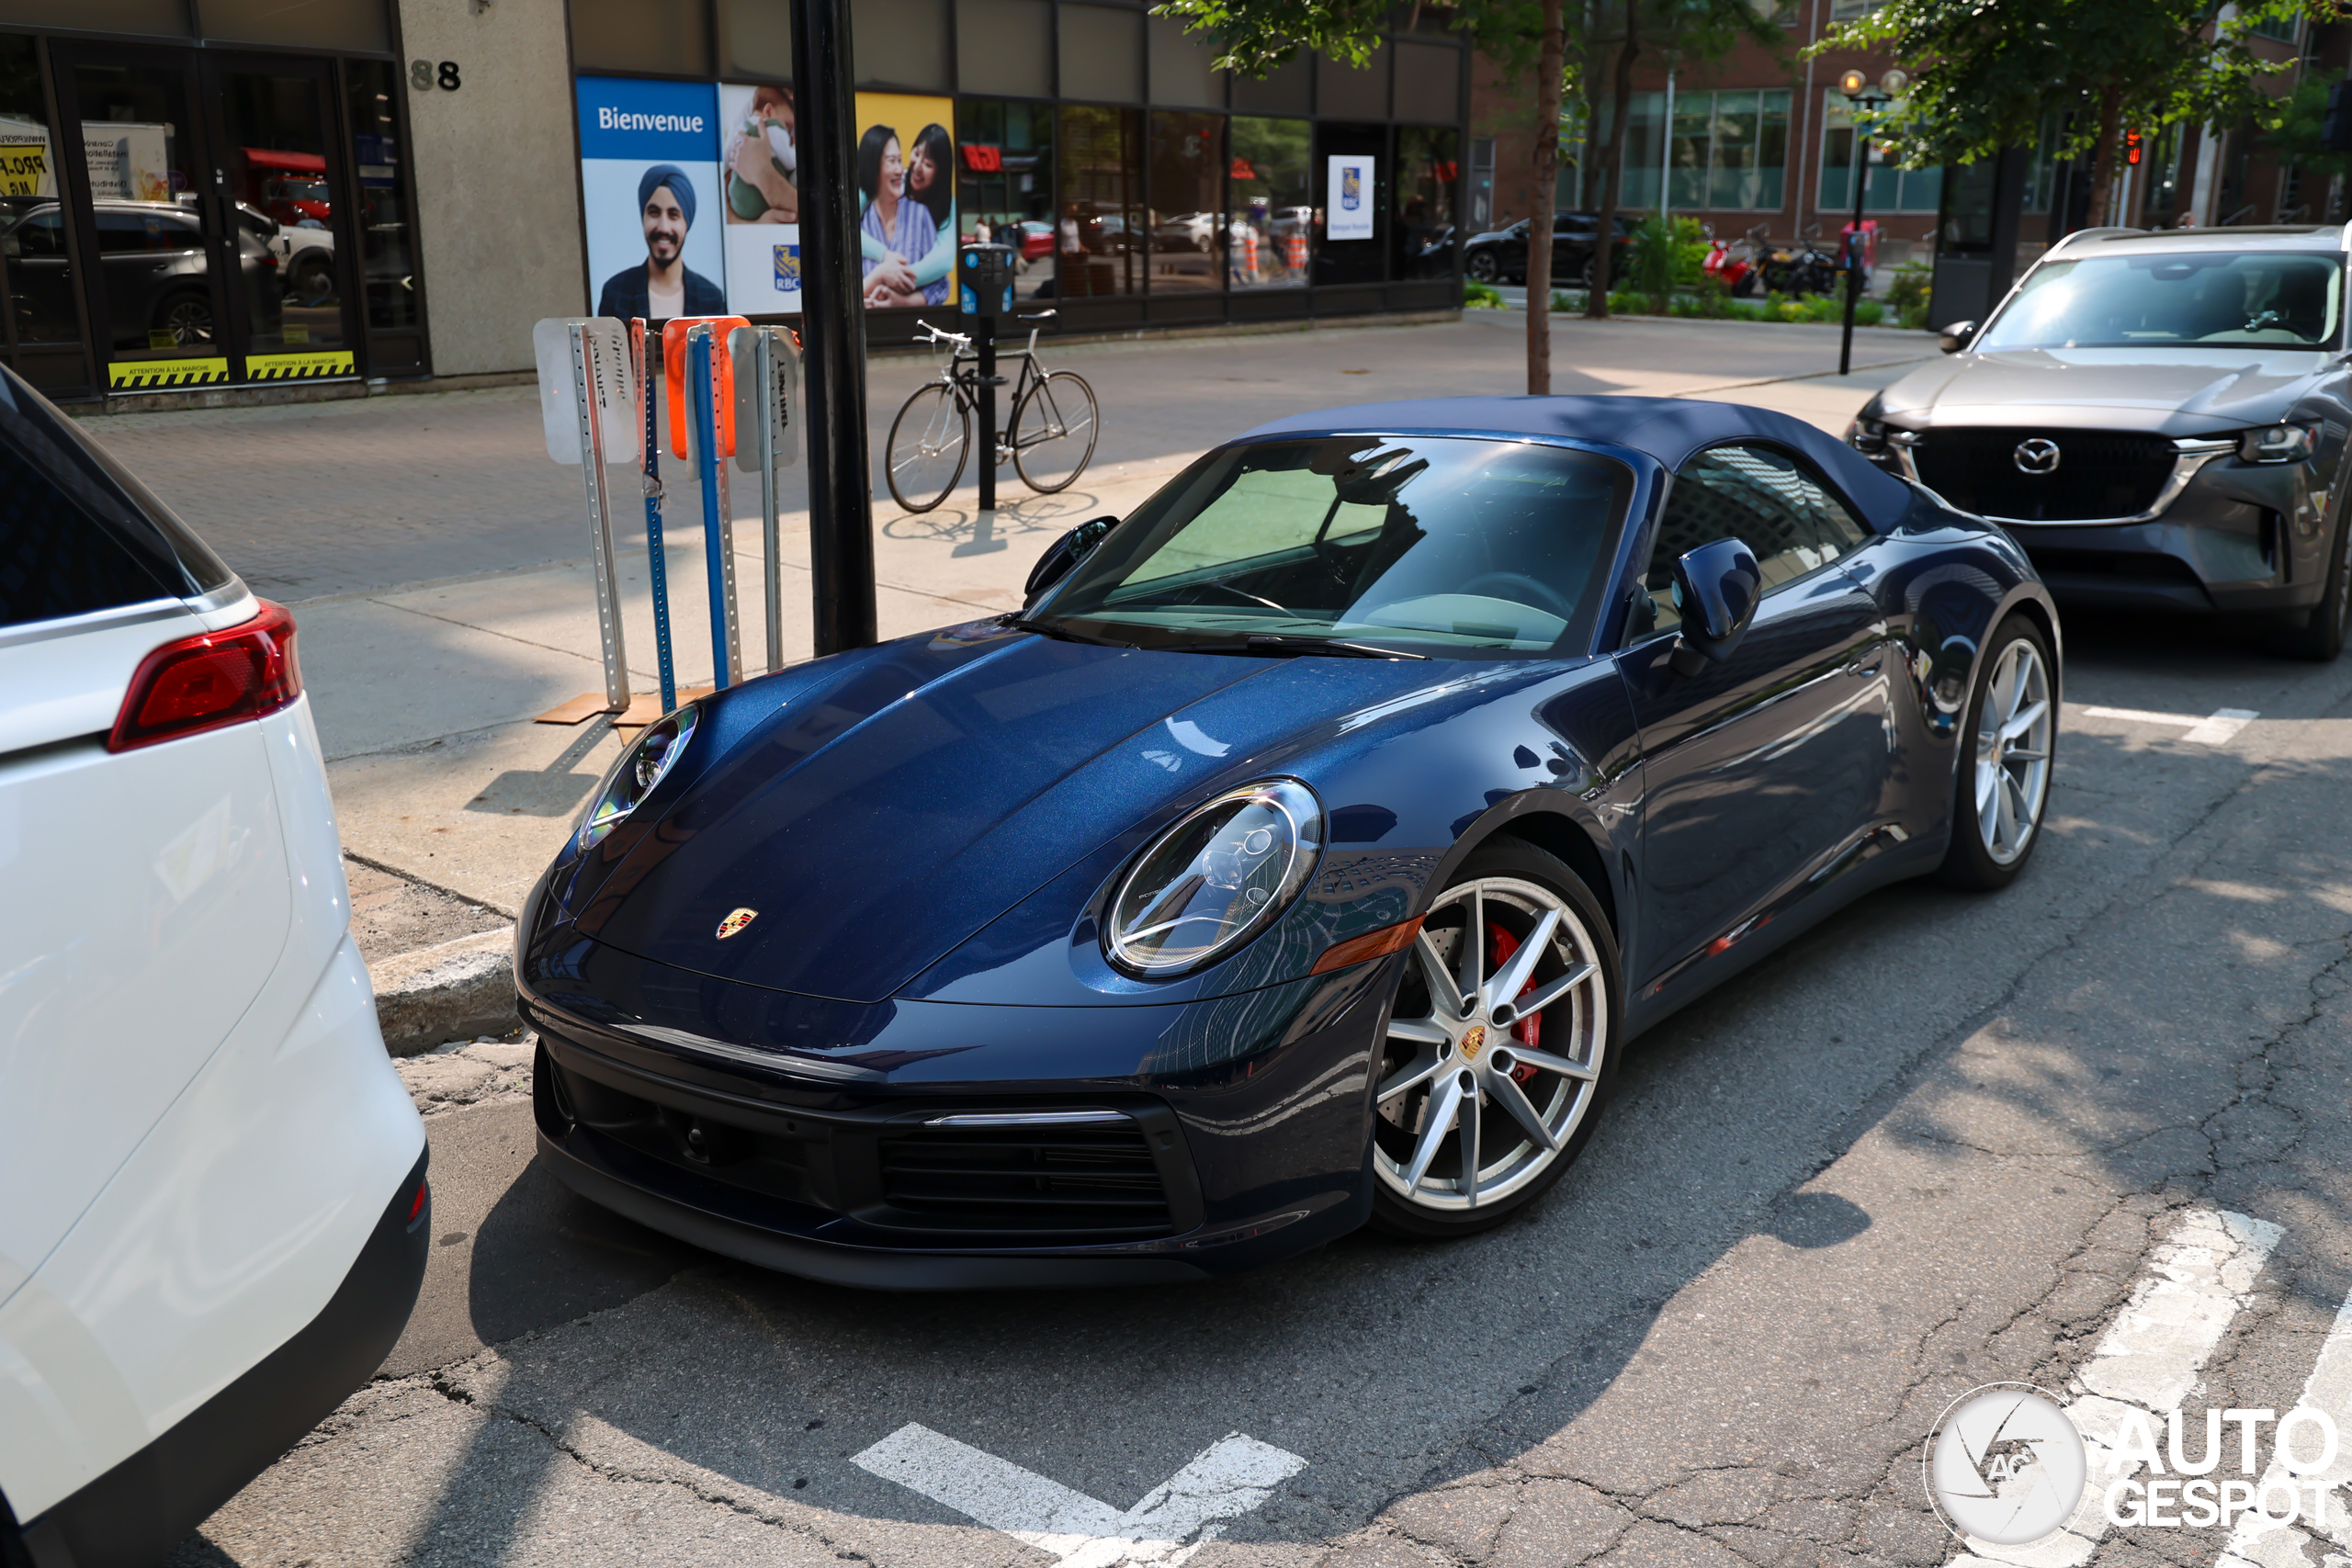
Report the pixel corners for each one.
[0,0,1467,405]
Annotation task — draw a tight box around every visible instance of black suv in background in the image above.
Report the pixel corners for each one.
[1463,210,1633,288]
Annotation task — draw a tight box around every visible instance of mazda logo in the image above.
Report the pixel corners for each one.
[2014,437,2063,475]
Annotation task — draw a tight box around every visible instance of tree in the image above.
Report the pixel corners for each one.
[1814,0,2337,233]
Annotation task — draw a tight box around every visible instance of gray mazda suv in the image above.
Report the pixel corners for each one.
[1850,225,2352,658]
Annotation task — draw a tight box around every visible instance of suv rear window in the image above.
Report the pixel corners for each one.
[0,365,235,631]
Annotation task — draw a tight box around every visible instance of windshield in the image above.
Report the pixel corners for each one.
[1035,435,1633,659]
[1978,251,2346,352]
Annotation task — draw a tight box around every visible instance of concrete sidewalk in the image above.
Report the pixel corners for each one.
[96,313,1929,1046]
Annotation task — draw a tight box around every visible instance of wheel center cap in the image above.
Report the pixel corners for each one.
[1460,1023,1487,1062]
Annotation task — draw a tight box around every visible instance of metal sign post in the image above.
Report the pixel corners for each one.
[730,323,802,675]
[789,0,877,657]
[686,324,743,690]
[532,316,638,716]
[631,320,678,716]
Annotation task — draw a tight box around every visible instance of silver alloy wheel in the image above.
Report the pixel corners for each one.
[1373,875,1608,1213]
[1974,637,2052,865]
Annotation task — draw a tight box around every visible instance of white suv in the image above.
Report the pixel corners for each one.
[0,365,427,1565]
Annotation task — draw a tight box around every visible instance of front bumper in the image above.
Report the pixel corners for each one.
[519,927,1391,1288]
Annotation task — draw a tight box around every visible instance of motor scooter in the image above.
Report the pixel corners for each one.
[1701,223,1765,299]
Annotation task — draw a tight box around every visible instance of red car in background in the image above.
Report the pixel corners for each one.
[242,147,332,228]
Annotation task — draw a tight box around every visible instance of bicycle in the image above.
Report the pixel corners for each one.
[885,310,1101,513]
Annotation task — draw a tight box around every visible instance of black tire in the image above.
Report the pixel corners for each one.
[1012,370,1099,494]
[1575,254,1597,290]
[1368,838,1623,1241]
[885,381,970,513]
[155,293,213,346]
[1466,249,1498,283]
[2274,517,2352,661]
[1937,615,2057,890]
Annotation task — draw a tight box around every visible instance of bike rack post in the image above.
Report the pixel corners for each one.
[631,320,678,716]
[730,324,802,675]
[957,243,1016,519]
[686,324,743,690]
[531,317,638,716]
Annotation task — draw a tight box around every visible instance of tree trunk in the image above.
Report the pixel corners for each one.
[1587,0,1640,319]
[2081,82,2125,232]
[1526,0,1566,392]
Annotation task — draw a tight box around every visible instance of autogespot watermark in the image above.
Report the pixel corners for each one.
[1923,1383,2342,1548]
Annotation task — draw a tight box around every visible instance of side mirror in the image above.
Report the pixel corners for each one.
[1023,514,1118,603]
[1667,537,1761,676]
[1937,320,1978,355]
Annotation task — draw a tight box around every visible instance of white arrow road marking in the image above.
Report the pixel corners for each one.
[1956,1208,2285,1567]
[853,1422,1306,1567]
[2215,1284,2352,1567]
[2074,706,2259,746]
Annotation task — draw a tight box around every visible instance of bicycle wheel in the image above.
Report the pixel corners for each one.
[886,382,971,513]
[1012,371,1100,494]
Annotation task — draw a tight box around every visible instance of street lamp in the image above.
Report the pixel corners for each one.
[1837,68,1908,376]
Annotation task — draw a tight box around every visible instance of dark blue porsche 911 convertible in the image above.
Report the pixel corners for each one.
[518,395,2060,1289]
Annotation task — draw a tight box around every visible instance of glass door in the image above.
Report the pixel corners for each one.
[51,43,356,391]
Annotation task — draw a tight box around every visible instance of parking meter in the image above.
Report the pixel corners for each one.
[958,243,1015,317]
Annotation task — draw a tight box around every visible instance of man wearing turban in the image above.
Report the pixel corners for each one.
[597,164,727,321]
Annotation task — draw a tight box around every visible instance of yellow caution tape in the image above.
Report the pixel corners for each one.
[108,357,229,389]
[243,349,356,380]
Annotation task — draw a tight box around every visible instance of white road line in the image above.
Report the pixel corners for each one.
[1957,1209,2286,1567]
[2215,1287,2352,1568]
[852,1422,1306,1567]
[2074,706,2259,746]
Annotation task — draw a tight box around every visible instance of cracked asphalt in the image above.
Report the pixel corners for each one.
[159,606,2352,1567]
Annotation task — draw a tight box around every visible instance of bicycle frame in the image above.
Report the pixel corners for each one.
[916,321,1060,457]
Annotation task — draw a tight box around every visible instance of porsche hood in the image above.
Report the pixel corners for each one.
[563,630,1438,1005]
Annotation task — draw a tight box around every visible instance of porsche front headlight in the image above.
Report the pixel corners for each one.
[1106,779,1324,976]
[575,705,698,853]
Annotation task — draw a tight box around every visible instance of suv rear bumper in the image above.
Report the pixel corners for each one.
[11,1153,429,1568]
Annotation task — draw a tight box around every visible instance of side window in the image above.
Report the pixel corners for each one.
[0,437,170,628]
[1634,444,1866,637]
[94,210,153,254]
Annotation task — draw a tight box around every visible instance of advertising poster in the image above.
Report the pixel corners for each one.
[719,83,801,315]
[852,92,956,309]
[0,117,53,198]
[82,122,170,202]
[1326,154,1375,241]
[576,77,726,322]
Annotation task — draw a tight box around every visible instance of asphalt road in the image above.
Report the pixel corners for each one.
[163,602,2352,1568]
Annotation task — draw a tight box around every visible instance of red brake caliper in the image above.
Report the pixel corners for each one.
[1486,923,1543,1086]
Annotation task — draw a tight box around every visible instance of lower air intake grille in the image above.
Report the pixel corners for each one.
[1915,429,2180,522]
[877,1122,1172,1235]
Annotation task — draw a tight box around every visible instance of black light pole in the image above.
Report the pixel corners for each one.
[1837,69,1904,378]
[790,0,877,654]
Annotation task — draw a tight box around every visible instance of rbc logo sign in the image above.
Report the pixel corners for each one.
[774,243,800,291]
[1340,166,1362,210]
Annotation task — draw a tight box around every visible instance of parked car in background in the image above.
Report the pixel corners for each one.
[1463,210,1633,288]
[0,198,281,350]
[1852,224,2352,658]
[0,362,427,1566]
[1016,220,1056,262]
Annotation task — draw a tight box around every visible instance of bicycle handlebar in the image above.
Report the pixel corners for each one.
[918,321,974,348]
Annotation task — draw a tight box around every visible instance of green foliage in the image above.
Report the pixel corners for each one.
[1464,280,1508,309]
[1899,302,1933,331]
[1624,216,1710,309]
[2270,72,2352,189]
[1884,262,1932,316]
[1551,289,1587,312]
[1150,0,1547,78]
[1812,0,2330,175]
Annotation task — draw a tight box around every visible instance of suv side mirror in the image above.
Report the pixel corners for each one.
[1937,320,1978,355]
[1023,514,1118,603]
[1668,537,1761,676]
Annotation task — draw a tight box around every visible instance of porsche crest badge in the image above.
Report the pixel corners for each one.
[1459,1024,1486,1062]
[716,908,759,940]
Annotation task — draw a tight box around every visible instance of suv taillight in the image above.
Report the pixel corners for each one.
[107,599,302,752]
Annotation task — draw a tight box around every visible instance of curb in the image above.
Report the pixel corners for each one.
[369,926,518,1057]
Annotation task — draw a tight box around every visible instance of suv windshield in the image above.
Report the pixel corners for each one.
[1979,250,2346,352]
[1035,435,1632,659]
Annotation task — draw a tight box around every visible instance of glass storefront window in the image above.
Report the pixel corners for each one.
[220,69,344,356]
[346,60,416,336]
[1819,90,1940,214]
[1148,110,1220,294]
[0,33,81,355]
[958,97,1055,299]
[1618,88,1787,212]
[1227,116,1307,289]
[1057,104,1140,297]
[1395,126,1456,280]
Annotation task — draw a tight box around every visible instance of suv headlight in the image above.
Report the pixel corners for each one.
[2240,423,2318,464]
[1105,779,1324,976]
[575,705,698,853]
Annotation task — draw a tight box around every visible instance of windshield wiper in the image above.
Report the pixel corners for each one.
[1175,634,1430,661]
[1000,614,1134,649]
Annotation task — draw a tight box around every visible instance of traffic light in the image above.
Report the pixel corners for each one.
[2124,129,2143,166]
